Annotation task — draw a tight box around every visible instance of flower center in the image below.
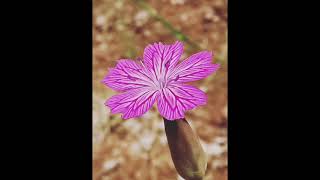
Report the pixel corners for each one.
[158,76,167,90]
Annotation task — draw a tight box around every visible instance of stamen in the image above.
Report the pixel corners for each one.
[174,75,179,81]
[165,61,170,69]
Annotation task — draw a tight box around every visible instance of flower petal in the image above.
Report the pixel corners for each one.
[143,41,183,80]
[102,59,155,91]
[105,87,159,119]
[168,51,219,83]
[157,83,207,120]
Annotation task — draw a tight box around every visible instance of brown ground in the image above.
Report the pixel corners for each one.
[93,0,227,179]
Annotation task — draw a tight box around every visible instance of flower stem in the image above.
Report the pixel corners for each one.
[132,0,201,51]
[163,118,207,180]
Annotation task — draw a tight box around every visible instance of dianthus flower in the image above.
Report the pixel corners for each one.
[102,41,219,120]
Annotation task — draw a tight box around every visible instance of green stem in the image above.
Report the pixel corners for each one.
[132,0,201,51]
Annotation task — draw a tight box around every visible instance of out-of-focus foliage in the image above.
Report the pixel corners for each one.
[93,0,227,179]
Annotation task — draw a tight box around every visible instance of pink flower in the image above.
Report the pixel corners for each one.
[102,41,219,120]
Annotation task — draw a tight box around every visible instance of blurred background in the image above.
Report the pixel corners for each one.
[93,0,227,179]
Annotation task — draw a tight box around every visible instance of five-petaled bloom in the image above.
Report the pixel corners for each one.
[102,41,219,120]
